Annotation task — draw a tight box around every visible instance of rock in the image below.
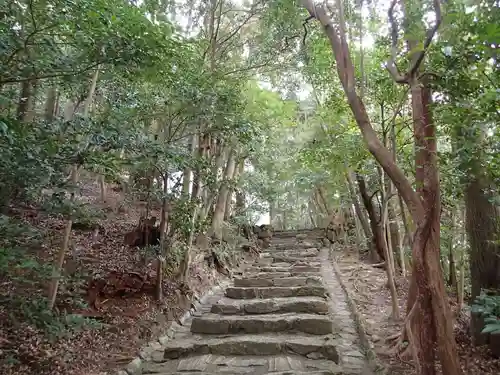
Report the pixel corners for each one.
[125,357,142,375]
[296,233,308,241]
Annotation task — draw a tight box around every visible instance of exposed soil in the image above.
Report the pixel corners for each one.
[334,247,500,375]
[0,178,240,375]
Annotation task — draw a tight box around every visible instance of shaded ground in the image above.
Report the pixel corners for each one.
[0,178,233,375]
[334,247,500,375]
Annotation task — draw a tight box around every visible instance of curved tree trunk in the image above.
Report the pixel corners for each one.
[299,2,462,374]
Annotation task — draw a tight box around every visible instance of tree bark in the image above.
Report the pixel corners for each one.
[211,148,237,240]
[17,79,37,122]
[346,170,372,243]
[356,172,385,262]
[44,85,58,122]
[156,174,169,300]
[182,134,197,198]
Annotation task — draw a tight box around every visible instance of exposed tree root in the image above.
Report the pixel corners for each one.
[388,296,420,370]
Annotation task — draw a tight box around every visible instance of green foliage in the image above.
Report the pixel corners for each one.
[471,290,500,334]
[7,296,101,341]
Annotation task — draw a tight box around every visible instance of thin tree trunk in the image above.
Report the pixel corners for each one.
[156,174,169,300]
[346,170,372,249]
[211,148,237,240]
[356,173,385,262]
[382,193,400,319]
[448,209,458,290]
[317,186,332,215]
[44,85,58,122]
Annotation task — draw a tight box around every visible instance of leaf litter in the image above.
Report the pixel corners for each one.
[334,246,500,375]
[0,180,238,375]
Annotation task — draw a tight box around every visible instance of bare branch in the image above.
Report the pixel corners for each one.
[408,0,442,77]
[387,0,406,83]
[387,0,442,84]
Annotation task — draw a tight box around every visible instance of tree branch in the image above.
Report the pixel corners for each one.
[387,0,442,84]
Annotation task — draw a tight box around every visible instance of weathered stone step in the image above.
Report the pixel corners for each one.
[143,353,343,374]
[272,243,320,250]
[256,258,321,267]
[243,271,319,279]
[261,248,319,258]
[225,286,328,299]
[234,276,322,288]
[145,371,340,375]
[211,296,330,315]
[162,334,339,362]
[270,256,320,264]
[190,313,333,335]
[246,265,321,273]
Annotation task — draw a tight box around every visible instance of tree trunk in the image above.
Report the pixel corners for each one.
[447,210,458,289]
[224,156,240,221]
[346,170,372,250]
[17,80,36,122]
[182,134,197,198]
[308,199,317,228]
[382,192,400,319]
[44,85,58,122]
[398,192,412,248]
[466,176,500,295]
[317,185,332,215]
[234,159,245,216]
[156,174,169,300]
[356,173,384,261]
[269,201,276,227]
[199,143,226,222]
[210,148,237,240]
[191,133,207,203]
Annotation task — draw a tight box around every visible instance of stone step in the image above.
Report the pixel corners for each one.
[246,265,321,273]
[254,259,321,267]
[272,243,321,250]
[243,271,320,279]
[211,296,330,315]
[145,371,340,375]
[269,256,321,264]
[234,276,323,288]
[225,286,328,299]
[162,333,339,362]
[143,353,343,374]
[260,248,319,258]
[190,313,333,335]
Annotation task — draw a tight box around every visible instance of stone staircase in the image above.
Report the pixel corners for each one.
[140,230,369,375]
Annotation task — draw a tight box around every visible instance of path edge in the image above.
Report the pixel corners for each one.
[116,278,231,375]
[329,249,389,375]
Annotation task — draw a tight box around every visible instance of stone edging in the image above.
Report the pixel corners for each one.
[329,251,388,375]
[117,279,231,375]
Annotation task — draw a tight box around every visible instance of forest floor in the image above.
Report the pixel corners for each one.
[0,178,240,375]
[335,246,500,375]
